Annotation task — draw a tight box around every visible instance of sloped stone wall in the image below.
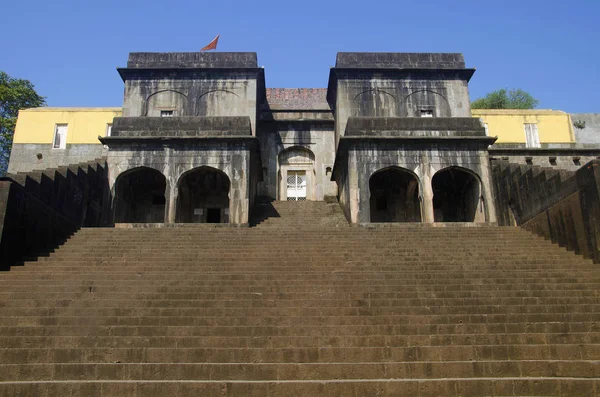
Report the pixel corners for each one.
[492,159,600,262]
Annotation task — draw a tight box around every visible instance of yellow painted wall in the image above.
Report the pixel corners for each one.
[14,107,575,145]
[472,109,575,143]
[13,108,122,144]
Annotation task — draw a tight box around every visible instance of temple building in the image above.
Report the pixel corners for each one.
[7,51,600,225]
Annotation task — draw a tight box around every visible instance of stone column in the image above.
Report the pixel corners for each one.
[166,182,177,223]
[419,156,435,223]
[421,175,435,223]
[478,152,497,223]
[348,151,360,223]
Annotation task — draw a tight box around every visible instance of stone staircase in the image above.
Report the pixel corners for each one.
[1,201,600,395]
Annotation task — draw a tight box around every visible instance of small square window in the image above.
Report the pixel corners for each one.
[160,110,174,117]
[573,157,581,166]
[420,110,433,118]
[549,157,557,166]
[525,157,533,165]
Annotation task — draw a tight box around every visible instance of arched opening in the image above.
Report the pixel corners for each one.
[369,167,421,222]
[145,90,188,116]
[432,167,481,222]
[197,90,240,116]
[278,147,315,201]
[404,90,452,117]
[176,167,230,223]
[114,167,166,223]
[352,89,397,117]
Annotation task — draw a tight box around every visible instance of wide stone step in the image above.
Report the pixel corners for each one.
[2,313,599,327]
[0,377,597,397]
[2,360,600,382]
[2,293,598,306]
[3,344,600,364]
[2,322,599,336]
[2,332,600,349]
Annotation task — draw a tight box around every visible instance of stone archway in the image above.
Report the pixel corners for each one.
[432,167,482,222]
[278,147,316,201]
[114,167,167,223]
[369,167,421,222]
[176,167,230,223]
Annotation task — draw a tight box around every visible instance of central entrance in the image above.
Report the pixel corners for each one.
[287,171,307,201]
[278,147,316,201]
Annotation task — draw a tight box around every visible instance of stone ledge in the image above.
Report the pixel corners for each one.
[336,52,466,69]
[126,52,258,68]
[345,117,487,137]
[109,116,252,138]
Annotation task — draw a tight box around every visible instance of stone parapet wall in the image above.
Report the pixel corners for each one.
[126,52,258,69]
[572,113,600,144]
[7,144,106,174]
[489,145,600,172]
[335,53,466,69]
[492,159,600,262]
[0,159,110,268]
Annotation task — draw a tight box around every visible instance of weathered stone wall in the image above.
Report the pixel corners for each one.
[121,72,260,134]
[0,160,110,268]
[572,113,600,144]
[106,140,258,225]
[332,73,472,145]
[492,160,600,262]
[256,121,337,200]
[8,143,106,173]
[328,54,474,147]
[333,117,496,224]
[489,144,600,172]
[338,141,496,224]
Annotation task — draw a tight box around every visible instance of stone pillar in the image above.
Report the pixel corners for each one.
[421,175,435,223]
[348,151,360,223]
[419,156,435,223]
[478,152,497,223]
[166,183,177,223]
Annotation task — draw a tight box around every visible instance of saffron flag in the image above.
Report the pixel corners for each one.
[201,35,220,51]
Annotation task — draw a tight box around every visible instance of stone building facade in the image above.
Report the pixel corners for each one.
[26,51,599,225]
[98,51,500,225]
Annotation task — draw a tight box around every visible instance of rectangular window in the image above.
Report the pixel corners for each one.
[484,123,489,136]
[53,124,68,149]
[160,110,174,117]
[106,124,112,137]
[524,123,540,148]
[420,110,433,118]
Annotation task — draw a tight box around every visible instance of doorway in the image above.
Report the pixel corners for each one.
[287,171,307,201]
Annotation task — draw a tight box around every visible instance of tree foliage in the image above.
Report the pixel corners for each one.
[471,88,538,110]
[0,71,46,175]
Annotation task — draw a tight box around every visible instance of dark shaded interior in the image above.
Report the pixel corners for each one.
[433,168,480,222]
[176,167,230,223]
[114,168,166,223]
[369,168,421,222]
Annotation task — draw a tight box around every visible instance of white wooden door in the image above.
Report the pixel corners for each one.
[286,171,307,201]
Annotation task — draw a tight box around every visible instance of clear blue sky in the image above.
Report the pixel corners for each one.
[2,0,598,113]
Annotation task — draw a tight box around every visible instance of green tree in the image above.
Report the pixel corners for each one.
[471,88,538,110]
[0,71,46,175]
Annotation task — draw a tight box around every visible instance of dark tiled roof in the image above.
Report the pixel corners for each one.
[266,88,330,110]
